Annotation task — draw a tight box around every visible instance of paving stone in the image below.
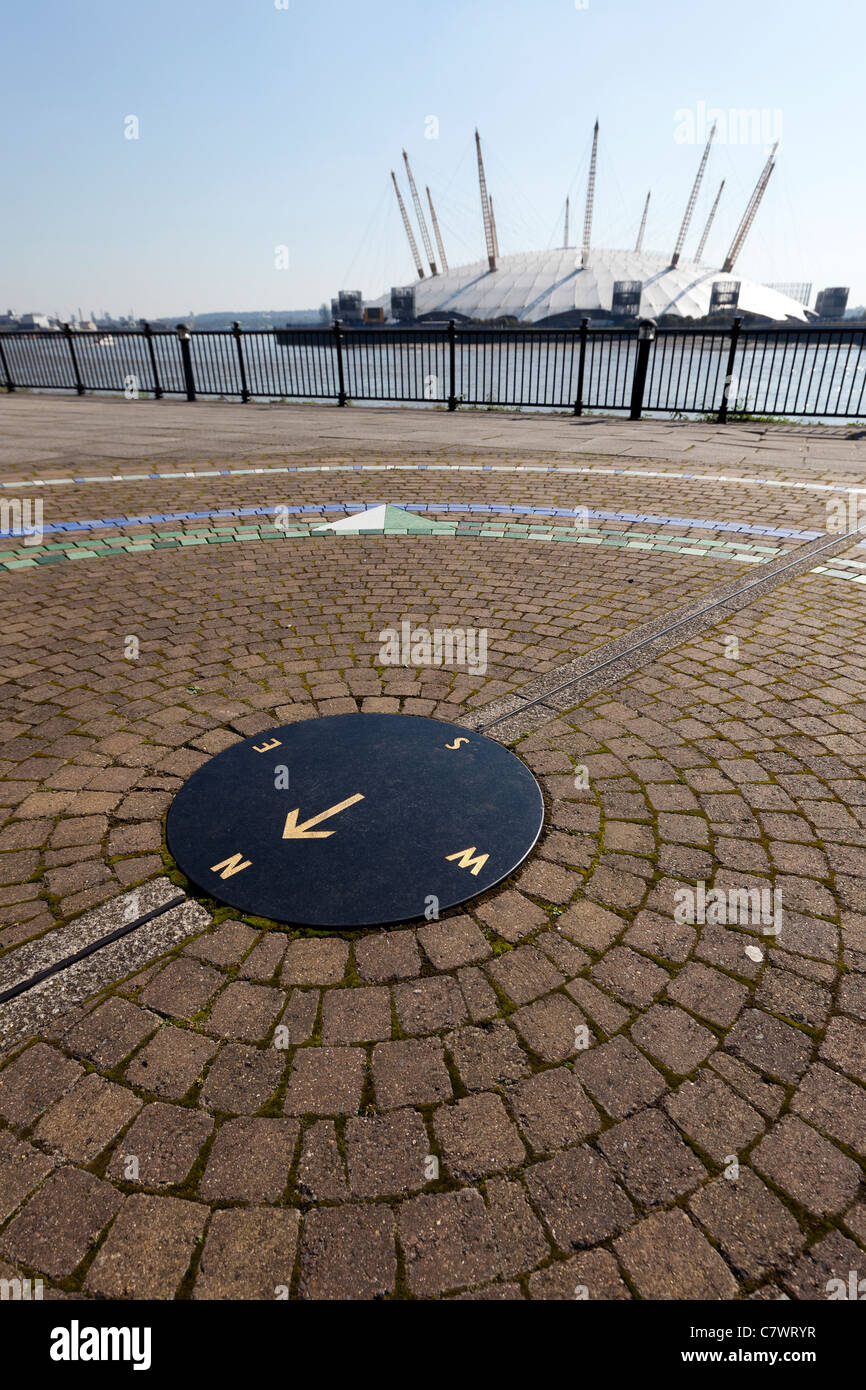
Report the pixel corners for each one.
[528,1249,631,1300]
[205,981,285,1042]
[506,1066,600,1154]
[555,899,628,952]
[185,919,258,967]
[445,1021,530,1091]
[511,992,587,1063]
[573,1036,666,1118]
[354,929,420,981]
[768,947,834,987]
[604,819,655,852]
[0,1166,121,1279]
[62,997,158,1069]
[631,1004,717,1076]
[782,1229,866,1301]
[282,937,349,987]
[239,932,288,982]
[345,1108,430,1196]
[107,1101,213,1187]
[539,827,595,869]
[838,973,866,1021]
[843,1202,866,1247]
[516,860,581,904]
[751,1116,861,1216]
[525,1146,634,1250]
[393,975,467,1034]
[614,1208,739,1299]
[199,1041,286,1114]
[755,966,831,1029]
[820,1015,866,1083]
[0,1042,83,1125]
[485,1176,549,1276]
[695,923,764,979]
[434,1092,526,1181]
[536,928,590,976]
[584,862,649,912]
[418,914,491,968]
[688,1169,804,1281]
[300,1205,396,1299]
[199,1117,299,1202]
[663,1071,765,1164]
[725,1009,813,1085]
[623,909,696,963]
[34,1072,142,1163]
[591,946,670,1008]
[278,988,319,1044]
[485,944,565,1004]
[565,978,630,1034]
[84,1193,205,1299]
[194,1207,300,1299]
[140,957,224,1020]
[771,909,837,963]
[791,1062,866,1156]
[321,985,392,1043]
[398,1189,500,1296]
[457,964,500,1022]
[372,1037,452,1110]
[475,889,548,943]
[296,1120,348,1200]
[0,1128,53,1223]
[284,1046,365,1115]
[708,1052,786,1120]
[665,961,748,1027]
[598,1108,707,1209]
[124,1025,218,1099]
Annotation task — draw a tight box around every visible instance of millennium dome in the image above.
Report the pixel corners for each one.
[360,125,810,326]
[381,246,810,325]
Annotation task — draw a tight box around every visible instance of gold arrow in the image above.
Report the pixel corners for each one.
[282,792,365,840]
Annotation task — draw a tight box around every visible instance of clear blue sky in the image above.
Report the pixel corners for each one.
[3,0,863,317]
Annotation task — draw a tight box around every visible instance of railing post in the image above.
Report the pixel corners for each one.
[63,323,85,396]
[0,333,14,392]
[176,324,196,401]
[142,322,163,399]
[447,319,457,411]
[717,315,743,424]
[332,319,347,405]
[232,321,250,402]
[573,317,588,416]
[629,317,656,420]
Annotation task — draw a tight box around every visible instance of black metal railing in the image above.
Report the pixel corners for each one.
[1,317,865,422]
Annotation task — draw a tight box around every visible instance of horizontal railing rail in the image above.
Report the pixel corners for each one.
[1,318,864,423]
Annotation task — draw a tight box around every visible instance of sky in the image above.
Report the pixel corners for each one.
[2,0,863,318]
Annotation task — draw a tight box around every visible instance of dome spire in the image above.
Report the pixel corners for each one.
[581,120,599,269]
[671,122,716,267]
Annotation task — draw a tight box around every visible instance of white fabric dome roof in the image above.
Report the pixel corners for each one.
[374,248,809,323]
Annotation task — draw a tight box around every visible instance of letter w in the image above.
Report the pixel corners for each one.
[445,847,489,877]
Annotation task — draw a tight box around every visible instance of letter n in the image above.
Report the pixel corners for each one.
[210,852,252,878]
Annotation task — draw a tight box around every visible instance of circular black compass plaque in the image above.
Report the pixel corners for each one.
[166,713,544,928]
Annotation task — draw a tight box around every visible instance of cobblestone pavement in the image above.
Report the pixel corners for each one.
[1,398,865,1300]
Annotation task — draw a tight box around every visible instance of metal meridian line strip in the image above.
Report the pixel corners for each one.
[0,893,187,1005]
[478,521,866,731]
